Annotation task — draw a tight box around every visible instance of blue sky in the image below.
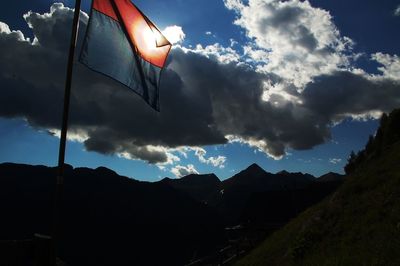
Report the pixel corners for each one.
[0,0,399,181]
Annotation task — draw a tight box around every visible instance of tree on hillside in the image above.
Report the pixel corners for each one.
[345,150,356,174]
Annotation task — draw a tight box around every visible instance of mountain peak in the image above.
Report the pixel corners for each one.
[246,163,265,172]
[277,170,290,175]
[222,163,269,187]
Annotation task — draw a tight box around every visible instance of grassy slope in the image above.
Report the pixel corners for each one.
[236,141,400,266]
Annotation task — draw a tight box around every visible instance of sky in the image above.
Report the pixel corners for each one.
[0,0,399,181]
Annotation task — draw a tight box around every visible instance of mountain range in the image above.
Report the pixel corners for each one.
[0,161,342,265]
[161,163,342,226]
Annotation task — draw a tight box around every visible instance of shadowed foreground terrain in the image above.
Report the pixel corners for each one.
[0,153,344,265]
[236,109,400,266]
[0,164,225,265]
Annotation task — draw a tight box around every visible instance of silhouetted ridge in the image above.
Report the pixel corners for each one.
[247,163,265,172]
[317,172,344,182]
[181,173,220,183]
[222,163,270,188]
[0,161,346,264]
[0,163,225,266]
[243,163,267,176]
[237,108,400,265]
[215,165,319,224]
[277,170,290,175]
[223,164,314,191]
[94,166,119,176]
[160,173,221,204]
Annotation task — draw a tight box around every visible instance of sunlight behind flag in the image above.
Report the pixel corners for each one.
[112,0,171,68]
[80,0,172,111]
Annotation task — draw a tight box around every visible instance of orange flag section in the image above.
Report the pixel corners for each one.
[93,0,118,20]
[93,0,171,68]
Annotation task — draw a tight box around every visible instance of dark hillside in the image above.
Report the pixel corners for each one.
[218,164,315,224]
[236,109,400,266]
[160,173,221,204]
[0,164,225,266]
[239,180,342,226]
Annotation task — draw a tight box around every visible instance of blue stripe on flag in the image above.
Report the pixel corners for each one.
[80,10,161,110]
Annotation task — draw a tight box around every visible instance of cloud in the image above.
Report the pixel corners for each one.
[181,43,241,64]
[191,147,226,168]
[371,53,400,81]
[172,146,226,168]
[227,135,285,160]
[0,22,11,34]
[0,2,399,165]
[162,25,185,44]
[329,158,342,164]
[171,164,199,178]
[395,5,400,16]
[0,4,226,164]
[302,70,400,121]
[224,0,244,11]
[117,145,181,165]
[224,0,354,88]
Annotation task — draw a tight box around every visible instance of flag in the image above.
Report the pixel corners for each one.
[80,0,172,111]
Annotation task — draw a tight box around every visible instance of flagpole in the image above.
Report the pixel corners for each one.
[54,0,82,257]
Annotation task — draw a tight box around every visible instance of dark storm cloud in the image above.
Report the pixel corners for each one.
[0,4,227,163]
[0,3,399,163]
[262,4,319,52]
[302,71,400,121]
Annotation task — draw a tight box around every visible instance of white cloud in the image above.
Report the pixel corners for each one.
[48,128,89,143]
[329,158,342,164]
[175,147,227,168]
[224,0,354,89]
[162,25,185,44]
[0,21,11,33]
[243,44,270,63]
[191,147,226,168]
[0,21,26,41]
[171,164,199,178]
[226,135,284,160]
[223,0,244,11]
[182,43,241,64]
[371,53,400,81]
[395,5,400,16]
[205,31,217,38]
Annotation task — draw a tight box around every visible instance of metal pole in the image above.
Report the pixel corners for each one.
[54,0,82,257]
